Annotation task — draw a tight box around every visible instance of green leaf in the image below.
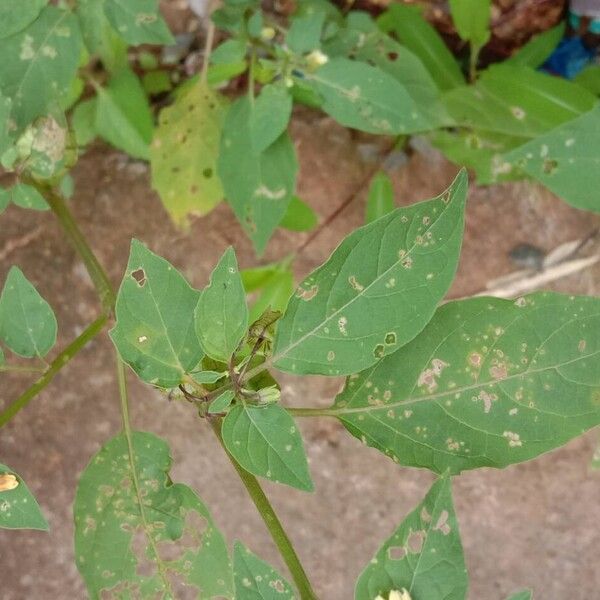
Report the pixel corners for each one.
[209,390,236,414]
[218,96,298,255]
[365,172,394,224]
[0,93,14,155]
[222,404,314,491]
[249,83,293,154]
[504,105,600,213]
[142,70,172,95]
[151,81,226,225]
[191,370,225,384]
[241,261,295,321]
[110,240,203,388]
[233,541,294,599]
[325,22,449,128]
[574,65,600,96]
[286,6,326,54]
[94,68,154,160]
[506,591,533,600]
[507,22,565,68]
[333,292,600,475]
[207,60,249,86]
[272,170,467,376]
[10,183,49,210]
[0,463,48,530]
[74,431,233,599]
[306,58,431,134]
[442,64,597,138]
[211,39,247,64]
[71,98,97,147]
[104,0,174,46]
[0,266,57,358]
[449,0,491,48]
[0,6,82,128]
[355,475,466,600]
[195,247,248,362]
[378,4,464,91]
[0,0,47,39]
[280,196,318,231]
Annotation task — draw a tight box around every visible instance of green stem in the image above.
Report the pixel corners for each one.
[210,418,318,600]
[0,315,107,427]
[41,185,115,314]
[469,43,481,82]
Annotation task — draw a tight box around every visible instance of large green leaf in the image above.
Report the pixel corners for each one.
[74,431,233,599]
[94,68,154,160]
[0,463,48,530]
[507,22,565,68]
[378,4,464,91]
[355,474,466,600]
[151,81,225,225]
[504,105,600,213]
[0,6,82,128]
[222,404,314,491]
[233,541,294,599]
[110,240,203,388]
[218,96,298,255]
[449,0,490,48]
[0,266,57,358]
[0,0,47,40]
[103,0,173,46]
[195,247,248,362]
[272,170,467,376]
[286,5,326,54]
[333,292,600,474]
[442,64,597,138]
[305,58,431,134]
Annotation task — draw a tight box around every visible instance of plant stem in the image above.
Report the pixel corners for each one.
[0,315,107,427]
[201,21,216,84]
[41,185,115,314]
[210,418,318,600]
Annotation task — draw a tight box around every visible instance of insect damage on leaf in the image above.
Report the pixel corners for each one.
[0,473,19,492]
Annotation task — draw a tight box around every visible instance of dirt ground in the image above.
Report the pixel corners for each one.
[1,110,600,600]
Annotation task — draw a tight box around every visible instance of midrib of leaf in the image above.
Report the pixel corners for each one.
[15,9,71,102]
[333,311,600,417]
[117,360,175,596]
[407,477,447,595]
[271,201,460,368]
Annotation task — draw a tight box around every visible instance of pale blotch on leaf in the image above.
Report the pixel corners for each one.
[503,431,522,448]
[417,358,449,393]
[0,473,19,492]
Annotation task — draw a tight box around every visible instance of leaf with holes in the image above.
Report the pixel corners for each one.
[0,266,57,358]
[110,240,203,388]
[378,4,464,91]
[272,170,467,376]
[233,541,294,599]
[442,64,596,139]
[104,0,173,46]
[74,431,233,599]
[222,404,313,491]
[0,6,82,128]
[0,463,48,530]
[151,81,226,225]
[195,247,248,362]
[218,96,298,255]
[332,292,600,474]
[94,68,154,160]
[355,474,466,600]
[365,171,394,224]
[504,105,600,213]
[305,58,431,135]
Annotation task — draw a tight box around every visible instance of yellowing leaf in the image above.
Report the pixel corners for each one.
[151,82,226,225]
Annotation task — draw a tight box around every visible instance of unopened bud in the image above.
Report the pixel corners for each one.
[260,26,275,41]
[306,49,328,68]
[256,385,281,405]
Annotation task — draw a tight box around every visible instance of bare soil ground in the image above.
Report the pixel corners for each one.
[1,111,599,599]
